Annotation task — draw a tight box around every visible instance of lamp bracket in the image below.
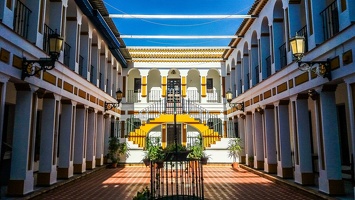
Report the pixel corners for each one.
[297,59,331,81]
[22,57,56,80]
[229,102,244,112]
[105,102,120,112]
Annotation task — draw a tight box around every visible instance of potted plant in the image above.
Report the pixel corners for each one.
[227,138,243,170]
[144,138,165,168]
[188,136,209,165]
[164,143,190,161]
[133,186,150,200]
[107,136,129,168]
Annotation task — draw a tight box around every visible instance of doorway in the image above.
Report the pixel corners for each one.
[166,79,182,114]
[167,79,181,103]
[167,124,182,146]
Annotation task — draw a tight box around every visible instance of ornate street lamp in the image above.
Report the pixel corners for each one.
[22,31,64,80]
[226,90,244,112]
[290,34,331,80]
[105,89,123,111]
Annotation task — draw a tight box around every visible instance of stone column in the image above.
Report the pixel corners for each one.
[345,79,355,195]
[0,75,10,160]
[223,120,227,138]
[103,114,111,161]
[264,105,277,173]
[292,94,314,185]
[74,105,88,173]
[96,111,104,166]
[275,100,293,178]
[254,110,264,169]
[37,93,61,186]
[238,115,246,163]
[86,108,97,169]
[58,100,76,179]
[245,112,253,166]
[7,84,37,195]
[316,86,344,195]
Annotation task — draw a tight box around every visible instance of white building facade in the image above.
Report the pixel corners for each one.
[0,0,354,198]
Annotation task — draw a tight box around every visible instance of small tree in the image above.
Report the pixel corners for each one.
[188,135,205,159]
[227,138,243,163]
[107,136,129,166]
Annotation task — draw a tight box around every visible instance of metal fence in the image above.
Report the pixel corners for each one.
[150,159,204,199]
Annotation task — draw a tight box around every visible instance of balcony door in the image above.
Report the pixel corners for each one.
[167,79,181,103]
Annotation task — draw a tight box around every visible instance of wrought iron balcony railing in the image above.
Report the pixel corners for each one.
[320,0,339,41]
[13,0,31,39]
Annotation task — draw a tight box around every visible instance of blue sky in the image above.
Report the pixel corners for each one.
[104,0,256,47]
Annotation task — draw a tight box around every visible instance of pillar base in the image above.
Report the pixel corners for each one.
[264,163,277,173]
[37,172,54,186]
[295,172,315,185]
[7,180,26,196]
[319,179,345,195]
[57,167,73,179]
[240,156,246,164]
[86,160,96,170]
[256,161,264,169]
[74,163,86,174]
[277,167,293,179]
[96,158,103,166]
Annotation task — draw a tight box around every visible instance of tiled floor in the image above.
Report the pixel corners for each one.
[22,165,332,200]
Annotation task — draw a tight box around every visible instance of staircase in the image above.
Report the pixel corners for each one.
[127,99,222,148]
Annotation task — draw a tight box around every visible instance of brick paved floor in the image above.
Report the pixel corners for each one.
[28,166,324,200]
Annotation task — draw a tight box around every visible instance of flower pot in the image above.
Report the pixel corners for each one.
[189,160,198,170]
[165,151,191,161]
[143,158,150,167]
[232,162,239,170]
[201,157,208,165]
[155,160,164,169]
[110,163,118,168]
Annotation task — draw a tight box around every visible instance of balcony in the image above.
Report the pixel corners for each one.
[13,0,31,39]
[279,42,287,69]
[255,65,259,84]
[78,55,84,76]
[296,26,308,53]
[63,42,71,67]
[266,56,272,77]
[320,0,339,41]
[43,24,55,54]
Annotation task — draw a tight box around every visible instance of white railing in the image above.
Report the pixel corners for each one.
[187,88,200,102]
[149,87,162,102]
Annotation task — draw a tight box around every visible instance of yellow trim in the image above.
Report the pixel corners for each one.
[182,76,186,84]
[162,76,167,97]
[162,123,166,148]
[127,114,221,148]
[182,76,186,97]
[201,76,206,97]
[141,76,147,97]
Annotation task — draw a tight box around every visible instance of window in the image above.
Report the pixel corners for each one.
[207,78,213,93]
[6,0,11,9]
[341,0,347,12]
[134,78,141,93]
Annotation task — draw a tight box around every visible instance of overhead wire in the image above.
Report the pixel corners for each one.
[103,1,255,27]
